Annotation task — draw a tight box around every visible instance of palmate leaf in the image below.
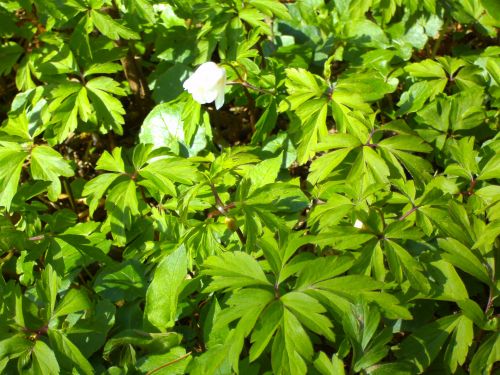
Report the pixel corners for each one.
[332,72,397,110]
[0,335,32,372]
[47,78,125,142]
[30,340,60,375]
[30,145,74,201]
[104,179,139,245]
[437,237,491,285]
[0,42,23,76]
[249,300,283,361]
[47,82,83,142]
[90,10,140,40]
[384,240,430,294]
[280,68,329,164]
[52,288,91,319]
[202,252,271,292]
[469,332,500,374]
[47,330,93,375]
[281,291,334,341]
[194,289,274,374]
[396,314,462,373]
[0,141,29,210]
[314,352,345,375]
[248,0,291,20]
[294,98,329,164]
[443,315,474,373]
[86,77,126,134]
[82,173,122,216]
[124,0,156,24]
[271,309,314,375]
[94,260,146,302]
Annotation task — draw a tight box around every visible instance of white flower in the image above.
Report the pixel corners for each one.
[354,219,364,229]
[183,62,226,110]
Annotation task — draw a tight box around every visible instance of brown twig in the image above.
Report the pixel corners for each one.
[207,202,236,218]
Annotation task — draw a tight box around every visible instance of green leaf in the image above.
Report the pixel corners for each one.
[47,330,94,375]
[271,309,313,375]
[295,99,329,164]
[83,173,122,216]
[252,99,278,143]
[140,101,208,156]
[385,240,430,293]
[52,288,91,319]
[249,300,283,361]
[405,59,446,78]
[481,0,500,19]
[203,252,272,292]
[103,330,182,361]
[246,153,282,192]
[141,157,198,186]
[469,332,500,375]
[397,79,446,114]
[378,135,432,153]
[125,0,156,24]
[105,179,139,245]
[91,10,140,40]
[396,314,461,372]
[0,335,32,363]
[443,315,474,373]
[438,237,491,285]
[36,264,60,320]
[478,153,500,180]
[308,148,352,185]
[145,245,188,330]
[314,352,345,375]
[0,42,23,76]
[31,340,60,375]
[94,260,146,302]
[295,255,355,290]
[137,347,191,375]
[281,291,334,341]
[30,145,74,201]
[248,0,291,20]
[0,142,28,209]
[280,68,326,111]
[86,77,126,134]
[95,147,125,173]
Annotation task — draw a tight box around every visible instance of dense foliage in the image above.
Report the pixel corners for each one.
[0,0,499,374]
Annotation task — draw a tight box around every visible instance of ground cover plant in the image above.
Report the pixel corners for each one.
[0,0,499,374]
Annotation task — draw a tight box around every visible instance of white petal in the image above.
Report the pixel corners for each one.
[214,87,225,109]
[354,219,364,229]
[183,62,227,108]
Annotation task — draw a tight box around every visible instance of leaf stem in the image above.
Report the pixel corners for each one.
[28,234,45,241]
[399,205,419,221]
[145,352,192,375]
[209,184,246,244]
[226,80,275,95]
[62,177,77,214]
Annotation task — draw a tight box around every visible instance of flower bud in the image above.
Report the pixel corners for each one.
[183,62,226,109]
[224,216,237,231]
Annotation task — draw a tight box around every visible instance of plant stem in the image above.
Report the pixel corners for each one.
[209,183,246,244]
[145,352,192,375]
[226,80,275,95]
[62,177,77,214]
[399,206,419,221]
